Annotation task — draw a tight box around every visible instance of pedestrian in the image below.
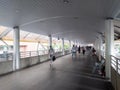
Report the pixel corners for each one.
[82,47,85,55]
[49,46,55,68]
[99,59,105,77]
[78,46,81,54]
[71,45,77,59]
[92,48,96,55]
[92,53,100,74]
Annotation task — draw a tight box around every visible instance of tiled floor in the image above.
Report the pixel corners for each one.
[0,52,113,90]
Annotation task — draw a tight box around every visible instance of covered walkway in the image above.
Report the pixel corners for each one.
[0,52,113,90]
[1,0,120,90]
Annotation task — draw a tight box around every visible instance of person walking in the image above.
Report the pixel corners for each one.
[92,47,96,55]
[71,45,77,59]
[92,53,100,74]
[82,47,85,55]
[78,45,81,54]
[49,46,55,68]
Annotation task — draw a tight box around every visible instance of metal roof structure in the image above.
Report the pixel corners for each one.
[0,0,120,44]
[0,26,49,43]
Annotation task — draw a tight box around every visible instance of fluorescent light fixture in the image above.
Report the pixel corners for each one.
[63,0,69,3]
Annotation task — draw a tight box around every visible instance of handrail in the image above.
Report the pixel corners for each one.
[111,55,120,90]
[20,49,66,58]
[111,55,120,60]
[0,49,70,61]
[111,55,120,75]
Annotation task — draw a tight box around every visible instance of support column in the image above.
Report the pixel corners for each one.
[94,39,97,50]
[13,26,20,70]
[62,38,65,55]
[48,34,52,47]
[95,38,99,55]
[69,40,71,50]
[105,19,114,79]
[98,35,103,61]
[93,40,96,49]
[73,41,75,45]
[97,38,99,53]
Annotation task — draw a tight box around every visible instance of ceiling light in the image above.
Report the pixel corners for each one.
[63,0,69,3]
[73,17,79,19]
[15,10,19,13]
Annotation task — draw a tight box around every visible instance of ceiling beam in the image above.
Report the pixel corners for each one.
[0,29,11,39]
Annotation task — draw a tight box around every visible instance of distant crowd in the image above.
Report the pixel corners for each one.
[71,45,105,77]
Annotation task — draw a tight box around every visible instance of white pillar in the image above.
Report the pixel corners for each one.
[98,35,103,61]
[13,26,20,70]
[93,40,96,49]
[74,41,76,45]
[48,34,52,47]
[105,19,114,79]
[95,38,99,55]
[69,40,71,50]
[76,40,78,46]
[94,39,97,50]
[62,38,65,55]
[94,40,97,49]
[97,38,99,52]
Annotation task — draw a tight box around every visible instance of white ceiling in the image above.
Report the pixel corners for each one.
[0,0,120,44]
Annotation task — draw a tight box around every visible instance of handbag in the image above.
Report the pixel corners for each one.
[52,56,56,61]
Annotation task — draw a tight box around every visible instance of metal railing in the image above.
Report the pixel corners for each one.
[20,49,67,58]
[54,49,62,52]
[0,50,48,61]
[0,52,13,61]
[0,49,70,61]
[111,55,120,75]
[20,50,49,58]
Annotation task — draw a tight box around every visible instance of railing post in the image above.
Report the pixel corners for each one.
[29,51,31,57]
[116,59,118,73]
[37,50,40,63]
[62,38,65,55]
[37,51,39,56]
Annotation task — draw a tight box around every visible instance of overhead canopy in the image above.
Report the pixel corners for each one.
[0,0,120,44]
[0,26,49,43]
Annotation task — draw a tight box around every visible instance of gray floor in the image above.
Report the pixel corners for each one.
[0,53,113,90]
